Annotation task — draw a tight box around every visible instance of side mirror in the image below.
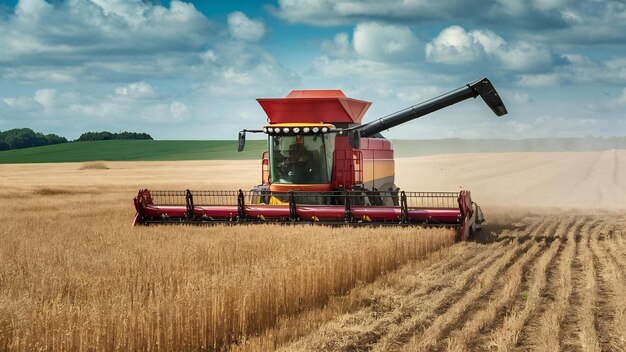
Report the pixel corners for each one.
[237,131,246,152]
[348,129,361,149]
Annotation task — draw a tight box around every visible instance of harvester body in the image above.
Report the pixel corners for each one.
[134,78,506,240]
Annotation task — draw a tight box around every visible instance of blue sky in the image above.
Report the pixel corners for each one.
[0,0,625,140]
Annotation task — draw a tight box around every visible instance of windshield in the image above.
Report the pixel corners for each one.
[270,134,334,184]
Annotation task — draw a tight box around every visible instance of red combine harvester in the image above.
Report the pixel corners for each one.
[134,78,507,240]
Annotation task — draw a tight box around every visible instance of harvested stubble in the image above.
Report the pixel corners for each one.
[270,211,626,352]
[0,186,454,351]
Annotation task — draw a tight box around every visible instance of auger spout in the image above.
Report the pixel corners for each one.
[357,78,507,138]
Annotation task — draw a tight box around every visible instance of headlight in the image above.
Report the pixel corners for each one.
[274,127,281,133]
[321,127,328,133]
[283,127,290,133]
[303,127,310,133]
[312,127,319,133]
[293,127,300,133]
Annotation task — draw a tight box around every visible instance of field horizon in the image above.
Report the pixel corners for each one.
[1,151,625,351]
[1,136,626,164]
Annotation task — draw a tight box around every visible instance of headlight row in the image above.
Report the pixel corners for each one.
[263,126,330,134]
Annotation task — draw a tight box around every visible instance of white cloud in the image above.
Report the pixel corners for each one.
[2,96,40,111]
[311,55,422,82]
[270,0,477,25]
[270,0,564,28]
[426,25,554,71]
[141,101,188,123]
[318,22,420,62]
[33,89,58,111]
[517,73,560,87]
[114,82,157,99]
[496,41,553,71]
[198,41,300,98]
[320,32,352,58]
[227,11,266,42]
[353,22,421,62]
[271,0,626,49]
[519,55,626,86]
[0,0,215,81]
[425,25,482,64]
[504,90,531,104]
[170,101,188,119]
[201,49,218,63]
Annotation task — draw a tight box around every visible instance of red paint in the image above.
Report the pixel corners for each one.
[257,90,371,124]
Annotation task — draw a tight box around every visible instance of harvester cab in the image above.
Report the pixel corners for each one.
[134,78,507,241]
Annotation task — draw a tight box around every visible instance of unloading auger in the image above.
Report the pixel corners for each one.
[134,78,507,240]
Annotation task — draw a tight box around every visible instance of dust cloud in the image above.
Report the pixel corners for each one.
[396,150,626,210]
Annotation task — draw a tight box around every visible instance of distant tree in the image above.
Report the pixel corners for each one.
[77,131,153,141]
[5,128,45,149]
[0,140,10,151]
[0,128,68,150]
[44,133,68,145]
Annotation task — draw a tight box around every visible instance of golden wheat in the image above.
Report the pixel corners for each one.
[2,160,625,351]
[0,173,454,351]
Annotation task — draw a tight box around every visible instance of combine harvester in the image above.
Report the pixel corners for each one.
[134,78,507,240]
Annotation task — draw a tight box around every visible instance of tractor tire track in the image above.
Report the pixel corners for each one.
[279,239,510,352]
[418,217,566,352]
[559,220,602,351]
[521,215,582,351]
[402,237,537,351]
[367,242,511,352]
[595,219,626,351]
[604,226,626,281]
[434,236,544,352]
[345,218,557,351]
[274,213,626,352]
[389,219,561,352]
[513,217,588,351]
[589,219,620,351]
[480,218,565,351]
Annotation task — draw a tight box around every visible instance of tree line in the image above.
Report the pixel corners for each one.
[76,131,152,142]
[0,128,153,151]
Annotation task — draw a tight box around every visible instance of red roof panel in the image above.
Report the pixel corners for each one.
[257,90,371,124]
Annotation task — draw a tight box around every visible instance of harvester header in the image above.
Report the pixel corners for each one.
[134,77,508,241]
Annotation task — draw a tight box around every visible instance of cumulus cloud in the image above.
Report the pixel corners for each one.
[227,11,265,42]
[508,91,531,104]
[518,55,626,86]
[319,22,420,62]
[426,25,555,71]
[33,89,58,111]
[114,82,157,99]
[0,1,304,138]
[353,22,421,62]
[0,0,215,81]
[271,0,626,48]
[425,26,483,64]
[1,96,40,111]
[270,0,566,28]
[320,32,352,58]
[197,41,300,98]
[141,101,189,123]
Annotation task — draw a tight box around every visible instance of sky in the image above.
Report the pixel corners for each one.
[0,0,625,140]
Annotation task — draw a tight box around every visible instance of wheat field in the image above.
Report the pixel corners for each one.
[1,153,625,351]
[0,162,454,351]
